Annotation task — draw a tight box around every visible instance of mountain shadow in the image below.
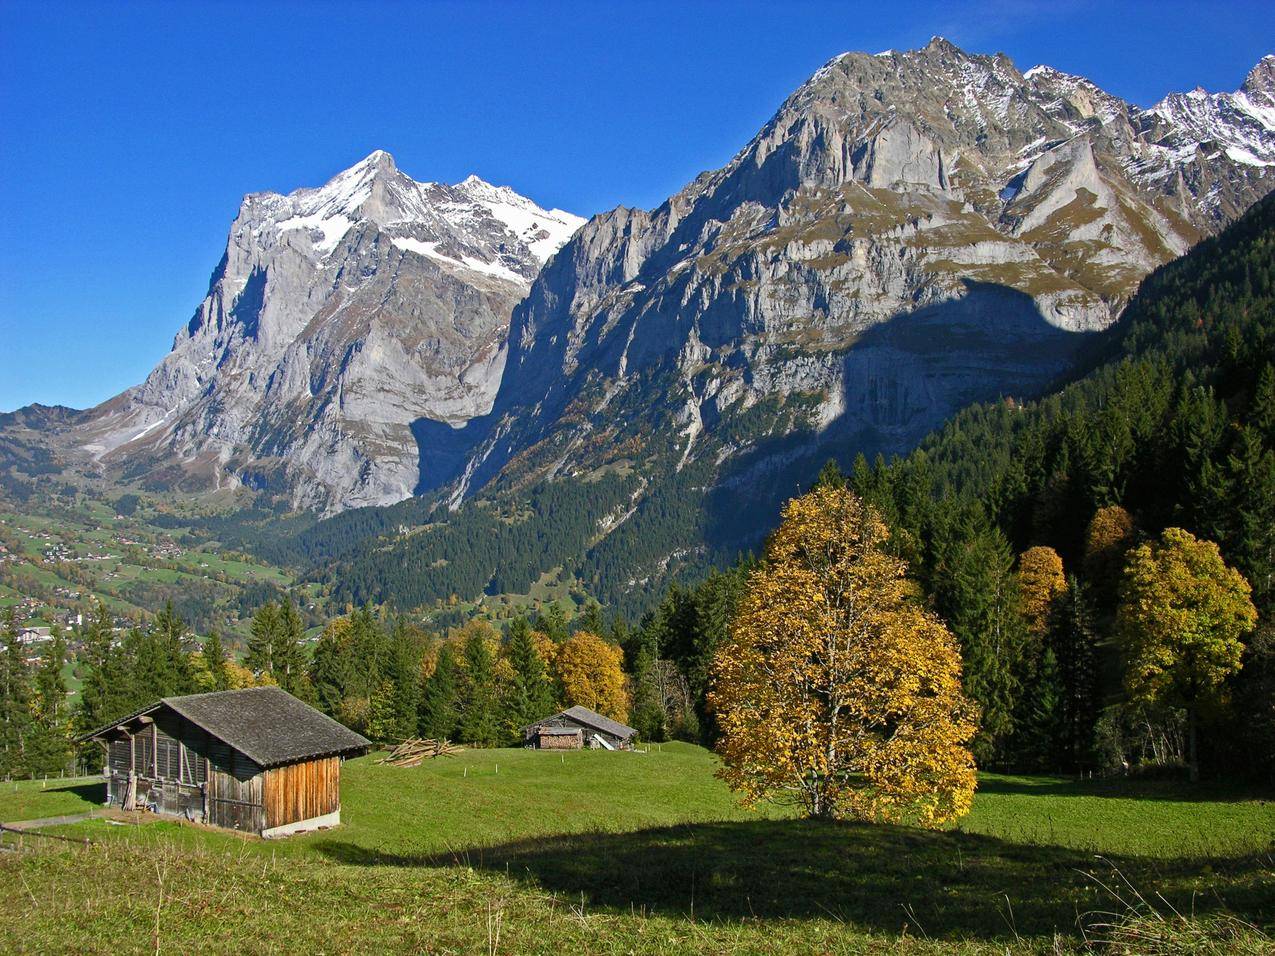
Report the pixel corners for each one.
[311,817,1271,941]
[701,280,1090,556]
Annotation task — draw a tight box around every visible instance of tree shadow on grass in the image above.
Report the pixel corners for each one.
[28,781,106,805]
[976,775,1275,804]
[312,819,1273,941]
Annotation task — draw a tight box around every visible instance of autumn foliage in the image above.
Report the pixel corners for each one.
[709,486,977,827]
[1117,527,1257,779]
[555,630,629,723]
[1017,546,1067,639]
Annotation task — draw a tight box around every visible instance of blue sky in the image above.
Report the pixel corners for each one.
[1,0,1271,412]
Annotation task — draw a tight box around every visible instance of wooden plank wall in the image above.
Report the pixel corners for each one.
[206,742,265,833]
[264,757,339,829]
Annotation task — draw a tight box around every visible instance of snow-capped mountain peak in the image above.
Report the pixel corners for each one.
[1147,58,1275,168]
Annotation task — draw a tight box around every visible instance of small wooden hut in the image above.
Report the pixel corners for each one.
[522,705,637,750]
[79,686,370,838]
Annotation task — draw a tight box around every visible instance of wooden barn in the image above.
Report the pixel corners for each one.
[522,705,637,750]
[79,686,370,838]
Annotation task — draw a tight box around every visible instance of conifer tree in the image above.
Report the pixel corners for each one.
[143,600,193,698]
[814,458,846,490]
[271,600,308,696]
[629,647,666,742]
[245,602,280,677]
[419,643,460,741]
[0,609,33,776]
[501,617,555,740]
[309,618,354,718]
[202,632,230,691]
[386,621,423,741]
[28,628,71,775]
[459,632,499,746]
[74,603,122,766]
[933,520,1027,764]
[534,603,569,643]
[1051,575,1100,772]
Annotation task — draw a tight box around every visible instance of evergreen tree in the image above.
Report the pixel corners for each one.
[74,603,121,767]
[501,617,555,741]
[459,633,499,746]
[534,603,569,643]
[309,619,354,718]
[419,643,460,740]
[245,602,281,677]
[1014,646,1064,771]
[202,632,230,691]
[27,628,71,775]
[814,458,846,490]
[629,647,666,742]
[1051,575,1100,772]
[575,601,605,636]
[271,600,308,696]
[386,621,423,741]
[141,600,193,698]
[0,609,33,776]
[932,520,1027,765]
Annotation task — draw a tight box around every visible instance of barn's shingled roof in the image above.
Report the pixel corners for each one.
[79,687,370,768]
[523,705,636,740]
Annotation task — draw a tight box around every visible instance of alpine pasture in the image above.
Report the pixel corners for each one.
[3,744,1271,953]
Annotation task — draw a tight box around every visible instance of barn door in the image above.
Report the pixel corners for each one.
[206,742,265,832]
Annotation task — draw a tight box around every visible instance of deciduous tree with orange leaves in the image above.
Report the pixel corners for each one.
[555,630,629,723]
[1017,546,1067,640]
[709,486,978,826]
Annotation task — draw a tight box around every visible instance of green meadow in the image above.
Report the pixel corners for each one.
[2,744,1272,953]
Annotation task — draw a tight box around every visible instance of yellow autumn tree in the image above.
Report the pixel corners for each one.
[709,486,978,827]
[1017,546,1067,638]
[1118,527,1257,781]
[1083,505,1135,604]
[224,660,276,690]
[554,630,629,722]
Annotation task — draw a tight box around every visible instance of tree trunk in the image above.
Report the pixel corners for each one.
[1187,706,1199,783]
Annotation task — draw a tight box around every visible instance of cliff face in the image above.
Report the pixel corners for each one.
[334,39,1262,611]
[446,41,1272,508]
[64,151,584,511]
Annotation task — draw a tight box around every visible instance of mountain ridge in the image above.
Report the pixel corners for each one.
[2,39,1272,613]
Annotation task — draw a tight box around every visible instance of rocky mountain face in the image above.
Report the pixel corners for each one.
[409,40,1274,598]
[37,151,584,511]
[5,40,1273,607]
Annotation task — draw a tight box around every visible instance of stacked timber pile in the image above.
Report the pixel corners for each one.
[379,738,463,767]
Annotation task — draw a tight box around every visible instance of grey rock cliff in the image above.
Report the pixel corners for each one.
[68,151,584,511]
[431,39,1272,589]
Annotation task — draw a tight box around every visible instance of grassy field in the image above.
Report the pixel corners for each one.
[2,744,1272,953]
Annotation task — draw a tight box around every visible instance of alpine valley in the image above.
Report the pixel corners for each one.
[4,38,1274,617]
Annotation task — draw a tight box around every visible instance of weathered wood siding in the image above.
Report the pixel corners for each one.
[264,757,339,829]
[206,740,265,833]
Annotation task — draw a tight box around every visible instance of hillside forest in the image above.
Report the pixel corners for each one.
[1,192,1273,795]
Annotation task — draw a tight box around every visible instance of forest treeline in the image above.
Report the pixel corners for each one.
[1,194,1271,785]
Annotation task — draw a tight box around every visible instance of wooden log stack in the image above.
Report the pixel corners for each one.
[378,738,463,767]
